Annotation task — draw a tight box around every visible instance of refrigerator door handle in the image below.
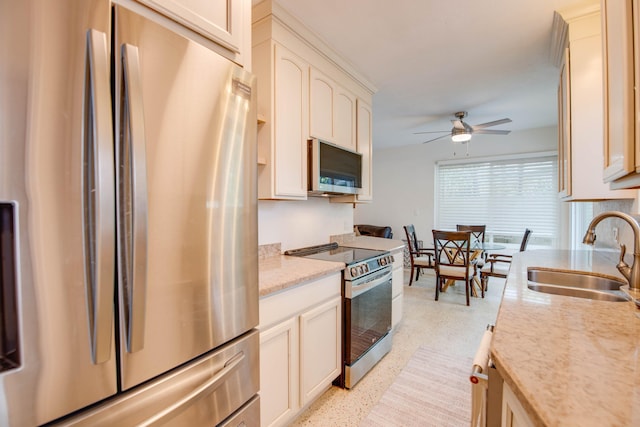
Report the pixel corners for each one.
[83,29,115,365]
[137,352,246,427]
[120,43,149,353]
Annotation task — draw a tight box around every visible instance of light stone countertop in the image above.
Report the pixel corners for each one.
[258,255,344,297]
[258,236,402,298]
[491,249,640,426]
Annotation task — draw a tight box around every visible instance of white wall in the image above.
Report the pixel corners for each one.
[258,197,354,251]
[353,126,559,242]
[258,125,640,256]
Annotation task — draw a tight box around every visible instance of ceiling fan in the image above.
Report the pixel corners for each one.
[415,111,512,144]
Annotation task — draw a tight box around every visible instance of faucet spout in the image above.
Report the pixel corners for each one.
[582,211,640,291]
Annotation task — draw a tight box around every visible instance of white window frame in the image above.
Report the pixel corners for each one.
[434,151,560,250]
[570,202,593,250]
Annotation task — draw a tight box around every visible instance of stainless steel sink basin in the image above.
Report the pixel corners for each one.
[527,269,625,290]
[527,268,628,302]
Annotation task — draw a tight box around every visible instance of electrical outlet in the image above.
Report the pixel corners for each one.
[613,227,619,243]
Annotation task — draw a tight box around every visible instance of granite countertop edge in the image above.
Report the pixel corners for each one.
[258,236,404,298]
[258,255,344,297]
[491,249,640,426]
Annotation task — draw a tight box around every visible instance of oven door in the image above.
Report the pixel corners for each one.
[344,268,392,365]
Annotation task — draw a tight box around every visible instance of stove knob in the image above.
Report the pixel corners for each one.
[364,264,369,273]
[381,257,387,266]
[359,265,365,275]
[390,254,395,263]
[350,267,358,277]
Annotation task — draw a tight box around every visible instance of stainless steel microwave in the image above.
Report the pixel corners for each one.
[308,138,362,196]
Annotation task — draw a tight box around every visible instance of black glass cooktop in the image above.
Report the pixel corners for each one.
[285,243,386,265]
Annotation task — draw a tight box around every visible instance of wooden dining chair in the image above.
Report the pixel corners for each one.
[456,225,486,247]
[480,229,532,290]
[403,225,435,286]
[457,224,486,295]
[432,230,476,306]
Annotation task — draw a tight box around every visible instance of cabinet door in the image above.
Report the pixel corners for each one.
[557,48,571,197]
[602,0,636,182]
[299,296,341,406]
[260,317,299,427]
[634,0,640,166]
[391,269,403,329]
[391,249,404,328]
[501,382,535,427]
[138,0,243,55]
[274,44,309,199]
[357,99,373,201]
[334,88,357,150]
[309,68,334,142]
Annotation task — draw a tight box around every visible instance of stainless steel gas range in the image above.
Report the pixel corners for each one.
[285,243,393,388]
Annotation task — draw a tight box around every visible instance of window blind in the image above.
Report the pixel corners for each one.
[435,154,558,245]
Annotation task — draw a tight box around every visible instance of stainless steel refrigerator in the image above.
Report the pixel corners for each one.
[0,0,259,425]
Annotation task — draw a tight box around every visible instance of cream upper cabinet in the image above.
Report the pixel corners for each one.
[356,99,373,201]
[328,98,373,204]
[334,87,357,151]
[601,0,640,188]
[136,0,249,64]
[252,0,376,201]
[557,48,570,198]
[554,4,635,199]
[309,68,334,142]
[330,98,373,204]
[309,68,357,150]
[254,42,309,200]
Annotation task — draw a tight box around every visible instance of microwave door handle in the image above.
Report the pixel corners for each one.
[83,29,115,364]
[120,43,149,353]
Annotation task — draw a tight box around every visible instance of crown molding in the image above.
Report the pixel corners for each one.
[252,0,377,94]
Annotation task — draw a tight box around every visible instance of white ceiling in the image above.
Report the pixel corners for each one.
[262,0,588,150]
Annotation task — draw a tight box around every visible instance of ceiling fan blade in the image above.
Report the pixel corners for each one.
[473,129,511,135]
[413,130,450,135]
[422,134,451,144]
[472,118,512,130]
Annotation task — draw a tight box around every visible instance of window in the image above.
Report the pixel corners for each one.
[435,152,559,249]
[571,202,593,250]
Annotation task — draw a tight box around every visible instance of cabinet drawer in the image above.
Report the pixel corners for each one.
[259,272,341,329]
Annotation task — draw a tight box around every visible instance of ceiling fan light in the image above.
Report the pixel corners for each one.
[451,128,472,142]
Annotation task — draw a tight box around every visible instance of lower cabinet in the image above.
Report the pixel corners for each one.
[259,272,342,427]
[391,248,404,329]
[501,382,535,427]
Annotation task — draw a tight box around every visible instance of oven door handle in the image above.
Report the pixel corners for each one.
[348,270,392,299]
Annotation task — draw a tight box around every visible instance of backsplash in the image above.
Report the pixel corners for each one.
[591,199,636,250]
[259,243,282,259]
[329,232,357,246]
[258,197,354,251]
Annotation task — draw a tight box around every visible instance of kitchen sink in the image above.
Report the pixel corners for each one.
[527,268,629,302]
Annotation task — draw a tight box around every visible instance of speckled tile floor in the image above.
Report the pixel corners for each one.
[290,270,505,426]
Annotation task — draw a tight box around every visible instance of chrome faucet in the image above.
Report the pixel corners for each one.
[582,211,640,290]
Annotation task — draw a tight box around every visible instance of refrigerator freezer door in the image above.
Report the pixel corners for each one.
[0,0,117,425]
[113,5,259,390]
[50,330,260,427]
